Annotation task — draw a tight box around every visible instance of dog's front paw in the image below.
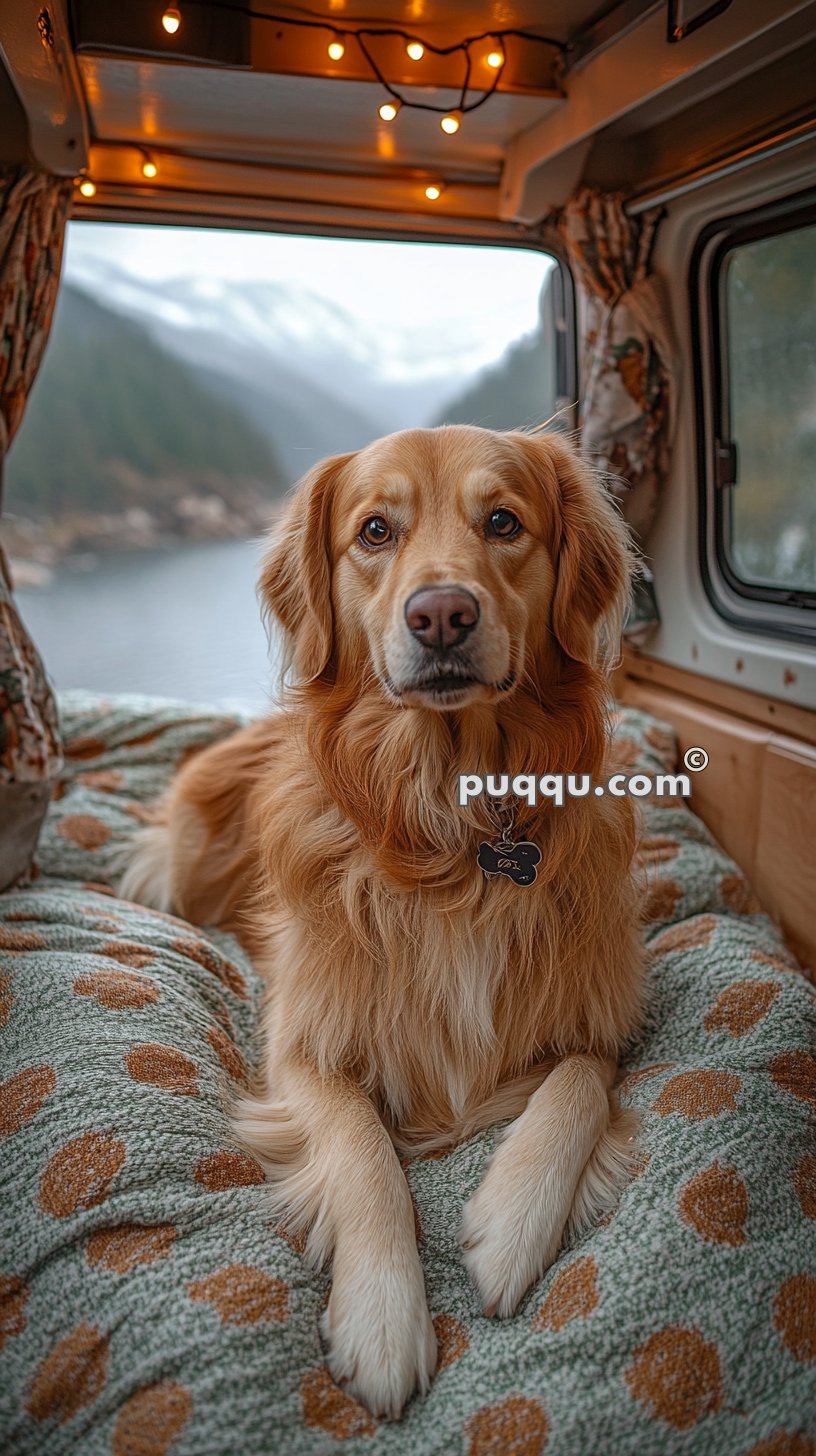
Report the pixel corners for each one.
[320,1255,436,1420]
[460,1142,566,1318]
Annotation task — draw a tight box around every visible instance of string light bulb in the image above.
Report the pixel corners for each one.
[378,99,401,121]
[161,6,181,33]
[486,46,505,68]
[141,153,158,179]
[327,34,345,60]
[424,182,444,201]
[406,40,424,60]
[440,111,461,135]
[78,176,96,198]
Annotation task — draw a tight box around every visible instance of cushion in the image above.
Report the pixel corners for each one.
[1,691,814,1455]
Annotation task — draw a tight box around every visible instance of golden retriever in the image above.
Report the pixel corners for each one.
[121,425,645,1420]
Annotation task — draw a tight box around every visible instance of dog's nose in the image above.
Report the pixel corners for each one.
[404,586,480,651]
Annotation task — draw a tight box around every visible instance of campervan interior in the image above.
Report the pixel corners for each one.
[0,1,814,1449]
[3,0,814,964]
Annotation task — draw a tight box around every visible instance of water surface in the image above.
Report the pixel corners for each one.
[16,537,278,714]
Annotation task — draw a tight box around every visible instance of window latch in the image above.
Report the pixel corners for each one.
[714,438,738,489]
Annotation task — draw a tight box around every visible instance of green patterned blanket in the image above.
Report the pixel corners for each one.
[1,692,814,1456]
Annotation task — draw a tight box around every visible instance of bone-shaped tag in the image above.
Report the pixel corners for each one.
[477,839,541,886]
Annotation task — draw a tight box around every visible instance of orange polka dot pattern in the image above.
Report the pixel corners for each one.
[112,1381,193,1455]
[188,1265,289,1325]
[624,1326,722,1428]
[677,1162,749,1245]
[532,1256,598,1332]
[0,695,813,1453]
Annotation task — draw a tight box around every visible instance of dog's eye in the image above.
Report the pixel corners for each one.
[359,516,392,548]
[486,508,522,540]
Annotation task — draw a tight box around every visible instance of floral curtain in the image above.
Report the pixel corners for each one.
[555,187,679,640]
[0,165,73,891]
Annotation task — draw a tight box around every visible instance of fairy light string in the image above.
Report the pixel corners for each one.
[79,5,568,198]
[159,3,568,124]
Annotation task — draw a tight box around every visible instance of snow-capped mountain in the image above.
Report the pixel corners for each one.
[62,254,492,478]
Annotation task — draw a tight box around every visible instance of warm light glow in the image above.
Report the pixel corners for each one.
[424,183,443,200]
[327,35,345,60]
[78,177,96,198]
[406,41,425,60]
[440,111,460,134]
[141,156,158,179]
[486,47,504,68]
[376,129,396,160]
[378,100,400,121]
[161,6,181,34]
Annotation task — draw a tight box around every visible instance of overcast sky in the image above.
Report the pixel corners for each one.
[64,222,554,379]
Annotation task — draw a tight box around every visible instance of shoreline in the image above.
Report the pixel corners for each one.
[1,491,280,590]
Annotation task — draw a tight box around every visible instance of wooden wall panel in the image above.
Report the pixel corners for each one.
[619,676,816,974]
[754,737,816,969]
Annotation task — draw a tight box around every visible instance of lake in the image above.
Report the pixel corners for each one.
[15,537,280,715]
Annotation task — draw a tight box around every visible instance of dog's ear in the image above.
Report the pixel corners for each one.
[259,452,353,683]
[518,433,635,668]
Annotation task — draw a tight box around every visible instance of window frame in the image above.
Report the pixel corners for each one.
[691,187,816,644]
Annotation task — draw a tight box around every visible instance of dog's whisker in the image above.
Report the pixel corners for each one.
[494,670,517,693]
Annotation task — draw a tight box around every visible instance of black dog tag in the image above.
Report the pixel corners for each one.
[478,838,541,887]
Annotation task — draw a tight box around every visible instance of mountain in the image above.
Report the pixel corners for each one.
[4,284,285,519]
[434,328,556,432]
[58,253,565,476]
[135,274,472,432]
[434,274,559,432]
[62,258,438,473]
[6,259,563,541]
[190,357,382,483]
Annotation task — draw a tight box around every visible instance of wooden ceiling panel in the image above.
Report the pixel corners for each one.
[77,55,559,179]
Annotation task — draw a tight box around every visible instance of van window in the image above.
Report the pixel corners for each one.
[720,217,816,596]
[3,224,566,711]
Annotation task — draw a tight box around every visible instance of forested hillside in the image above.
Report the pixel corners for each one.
[434,274,558,431]
[5,285,285,518]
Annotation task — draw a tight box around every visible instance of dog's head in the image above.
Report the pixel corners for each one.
[260,426,634,709]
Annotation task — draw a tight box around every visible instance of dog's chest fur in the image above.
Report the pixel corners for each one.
[263,738,641,1153]
[271,849,572,1147]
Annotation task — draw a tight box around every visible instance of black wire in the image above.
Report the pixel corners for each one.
[174,0,568,54]
[160,0,569,113]
[460,60,507,117]
[150,0,571,141]
[354,30,503,117]
[458,43,471,113]
[250,0,568,51]
[355,32,402,107]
